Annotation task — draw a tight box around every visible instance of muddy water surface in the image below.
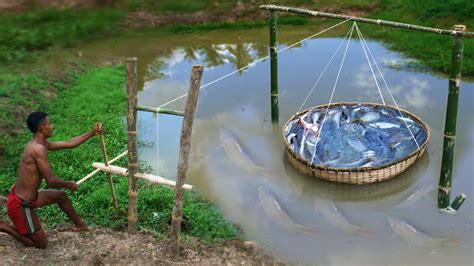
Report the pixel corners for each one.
[73,25,473,265]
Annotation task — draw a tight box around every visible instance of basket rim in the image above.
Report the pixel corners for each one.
[282,102,430,173]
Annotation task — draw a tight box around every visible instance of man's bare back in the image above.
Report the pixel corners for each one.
[0,112,102,249]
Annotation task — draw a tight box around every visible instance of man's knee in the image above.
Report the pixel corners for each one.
[29,229,48,249]
[57,191,69,203]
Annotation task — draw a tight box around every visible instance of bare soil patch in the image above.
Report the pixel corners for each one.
[0,227,286,265]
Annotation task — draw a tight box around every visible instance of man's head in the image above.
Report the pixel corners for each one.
[27,111,53,137]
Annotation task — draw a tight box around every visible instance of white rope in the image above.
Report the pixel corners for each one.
[157,19,352,109]
[355,25,421,150]
[297,23,355,112]
[354,23,386,105]
[310,23,356,164]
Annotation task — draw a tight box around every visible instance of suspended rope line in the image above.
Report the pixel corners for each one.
[354,23,386,105]
[157,19,352,110]
[310,22,356,164]
[355,25,421,151]
[297,23,356,112]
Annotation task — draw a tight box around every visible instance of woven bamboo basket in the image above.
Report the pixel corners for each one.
[283,102,430,185]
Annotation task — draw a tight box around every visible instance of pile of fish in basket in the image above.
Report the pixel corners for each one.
[283,102,429,184]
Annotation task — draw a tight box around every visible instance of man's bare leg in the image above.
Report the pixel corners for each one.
[0,220,36,247]
[37,190,87,231]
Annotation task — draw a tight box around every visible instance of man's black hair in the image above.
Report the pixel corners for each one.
[27,111,48,134]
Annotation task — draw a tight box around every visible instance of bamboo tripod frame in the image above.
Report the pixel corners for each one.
[261,5,471,211]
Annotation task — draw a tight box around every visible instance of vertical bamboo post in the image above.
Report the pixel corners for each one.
[170,65,204,256]
[438,25,465,209]
[126,57,139,233]
[269,10,279,123]
[99,133,118,209]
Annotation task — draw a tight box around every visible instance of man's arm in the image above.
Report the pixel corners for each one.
[34,145,77,191]
[47,123,103,151]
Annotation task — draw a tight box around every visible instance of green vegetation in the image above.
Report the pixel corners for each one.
[0,9,123,63]
[367,0,474,75]
[0,65,236,240]
[171,15,310,33]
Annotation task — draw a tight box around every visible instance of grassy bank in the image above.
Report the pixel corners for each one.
[0,65,236,240]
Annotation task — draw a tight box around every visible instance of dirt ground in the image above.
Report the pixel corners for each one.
[0,227,287,265]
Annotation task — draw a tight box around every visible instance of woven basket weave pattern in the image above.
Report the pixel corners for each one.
[283,102,429,184]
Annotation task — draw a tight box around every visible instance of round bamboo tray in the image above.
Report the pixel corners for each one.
[283,102,430,185]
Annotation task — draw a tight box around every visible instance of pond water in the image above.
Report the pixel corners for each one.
[73,24,473,265]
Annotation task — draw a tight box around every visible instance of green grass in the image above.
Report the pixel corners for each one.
[0,65,236,240]
[365,0,474,76]
[171,15,311,33]
[0,9,123,63]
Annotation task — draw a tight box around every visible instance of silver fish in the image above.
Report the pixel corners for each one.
[388,217,460,247]
[258,187,318,237]
[370,122,400,129]
[219,129,268,176]
[396,116,415,124]
[395,184,434,209]
[332,110,342,129]
[360,112,381,122]
[315,198,375,238]
[347,137,366,152]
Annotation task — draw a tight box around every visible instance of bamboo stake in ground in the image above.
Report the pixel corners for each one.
[269,10,279,123]
[438,25,465,209]
[99,132,118,209]
[126,57,139,234]
[170,65,204,257]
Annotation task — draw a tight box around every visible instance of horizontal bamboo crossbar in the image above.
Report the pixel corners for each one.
[77,150,128,185]
[136,105,184,116]
[260,5,474,37]
[92,162,193,190]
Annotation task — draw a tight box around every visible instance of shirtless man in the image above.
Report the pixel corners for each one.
[0,111,103,248]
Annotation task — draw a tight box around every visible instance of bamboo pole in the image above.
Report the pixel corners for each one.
[170,65,204,257]
[450,193,466,211]
[135,105,184,116]
[438,25,465,209]
[126,57,139,234]
[99,133,118,209]
[259,5,474,37]
[77,150,128,185]
[91,163,193,190]
[270,10,279,123]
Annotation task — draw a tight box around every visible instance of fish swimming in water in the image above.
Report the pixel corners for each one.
[388,217,460,247]
[219,128,268,176]
[315,198,375,238]
[258,186,318,237]
[395,183,434,209]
